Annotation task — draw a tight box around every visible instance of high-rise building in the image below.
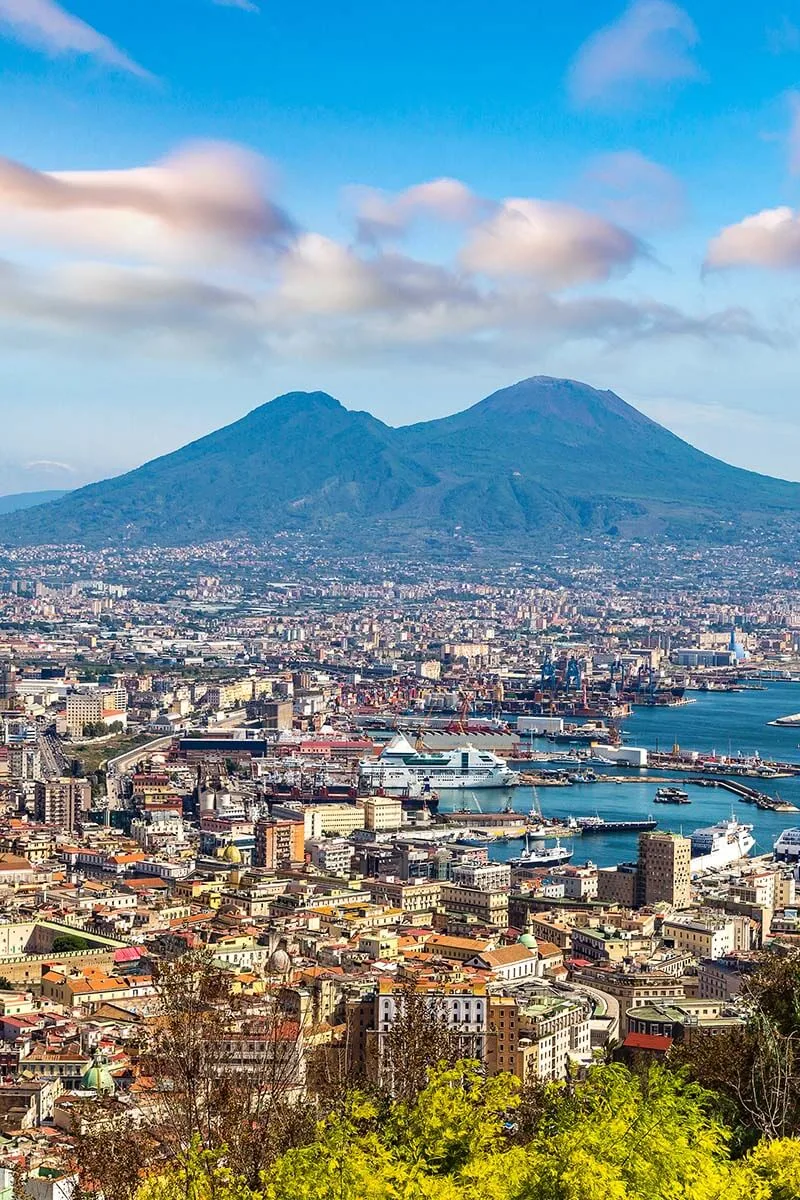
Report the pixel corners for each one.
[638,831,691,908]
[34,777,92,832]
[254,818,305,869]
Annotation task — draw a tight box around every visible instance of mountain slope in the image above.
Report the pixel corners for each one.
[1,377,798,550]
[0,490,68,516]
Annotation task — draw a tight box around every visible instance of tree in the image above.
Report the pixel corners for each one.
[52,934,91,952]
[672,946,800,1142]
[73,952,315,1198]
[377,982,475,1102]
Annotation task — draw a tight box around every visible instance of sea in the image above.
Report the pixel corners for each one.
[437,682,800,869]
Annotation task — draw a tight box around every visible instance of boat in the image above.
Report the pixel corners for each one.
[509,835,573,868]
[359,733,518,791]
[690,817,755,873]
[453,829,491,847]
[774,827,800,861]
[655,786,690,804]
[573,815,658,834]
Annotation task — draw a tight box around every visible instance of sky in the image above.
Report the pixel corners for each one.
[2,0,800,493]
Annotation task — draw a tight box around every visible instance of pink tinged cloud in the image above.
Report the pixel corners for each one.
[0,0,150,77]
[579,150,686,231]
[353,178,484,242]
[568,0,701,107]
[706,208,800,271]
[460,198,643,288]
[0,142,293,264]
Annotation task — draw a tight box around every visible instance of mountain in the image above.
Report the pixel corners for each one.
[1,377,798,552]
[0,490,69,516]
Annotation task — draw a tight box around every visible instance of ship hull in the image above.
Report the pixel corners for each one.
[690,834,755,873]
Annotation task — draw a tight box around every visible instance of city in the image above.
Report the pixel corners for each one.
[4,0,800,1195]
[0,542,795,1191]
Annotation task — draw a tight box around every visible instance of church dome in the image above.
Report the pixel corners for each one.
[518,932,537,950]
[222,843,242,864]
[82,1049,116,1096]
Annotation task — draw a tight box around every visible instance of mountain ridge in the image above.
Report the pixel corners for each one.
[1,377,798,551]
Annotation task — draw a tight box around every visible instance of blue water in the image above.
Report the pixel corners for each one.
[437,683,800,868]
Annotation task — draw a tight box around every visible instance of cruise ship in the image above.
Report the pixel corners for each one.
[359,734,518,791]
[690,817,755,873]
[774,827,800,861]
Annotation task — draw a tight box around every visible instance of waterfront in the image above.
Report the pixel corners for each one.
[438,682,800,869]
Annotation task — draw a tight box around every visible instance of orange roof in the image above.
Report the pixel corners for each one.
[470,945,536,967]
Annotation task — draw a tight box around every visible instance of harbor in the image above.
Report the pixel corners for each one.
[434,681,800,868]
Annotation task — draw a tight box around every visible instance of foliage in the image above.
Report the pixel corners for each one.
[52,933,91,952]
[257,1062,768,1200]
[672,946,800,1141]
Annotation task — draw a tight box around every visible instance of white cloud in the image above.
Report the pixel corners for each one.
[705,207,800,271]
[460,198,643,287]
[25,459,75,473]
[212,0,260,9]
[0,0,150,77]
[352,178,484,242]
[568,0,701,108]
[579,150,686,230]
[0,142,293,265]
[0,247,772,367]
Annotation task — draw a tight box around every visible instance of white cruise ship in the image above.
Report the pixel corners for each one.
[774,827,800,861]
[690,817,755,873]
[359,734,518,791]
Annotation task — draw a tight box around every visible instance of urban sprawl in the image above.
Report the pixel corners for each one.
[1,539,800,1192]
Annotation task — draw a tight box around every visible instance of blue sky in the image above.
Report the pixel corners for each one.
[2,0,800,492]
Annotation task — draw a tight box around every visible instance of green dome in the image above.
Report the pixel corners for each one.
[518,933,537,950]
[82,1049,116,1095]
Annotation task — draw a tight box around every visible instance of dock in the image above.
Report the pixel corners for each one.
[687,777,798,812]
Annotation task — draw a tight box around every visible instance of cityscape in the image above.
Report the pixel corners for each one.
[3,0,800,1196]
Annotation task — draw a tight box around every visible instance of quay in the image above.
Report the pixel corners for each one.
[686,777,798,812]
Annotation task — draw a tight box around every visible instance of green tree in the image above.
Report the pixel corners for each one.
[52,934,90,952]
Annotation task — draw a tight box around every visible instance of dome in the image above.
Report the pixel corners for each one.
[82,1049,115,1096]
[518,933,537,950]
[222,843,242,865]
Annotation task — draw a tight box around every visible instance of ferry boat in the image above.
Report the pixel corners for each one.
[573,815,658,834]
[654,786,690,804]
[774,827,800,861]
[509,835,573,868]
[359,734,518,792]
[690,817,755,873]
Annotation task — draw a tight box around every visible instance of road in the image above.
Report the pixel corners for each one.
[105,735,174,808]
[567,980,620,1041]
[103,715,247,807]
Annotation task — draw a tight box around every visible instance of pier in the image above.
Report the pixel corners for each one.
[687,777,798,812]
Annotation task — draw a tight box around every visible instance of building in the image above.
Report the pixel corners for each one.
[367,978,489,1079]
[598,833,691,910]
[304,804,365,839]
[466,943,539,982]
[65,690,127,737]
[362,794,403,832]
[487,992,591,1082]
[366,878,442,915]
[441,881,508,928]
[451,861,512,891]
[34,777,91,832]
[661,913,736,959]
[254,818,305,869]
[307,839,353,876]
[639,832,691,908]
